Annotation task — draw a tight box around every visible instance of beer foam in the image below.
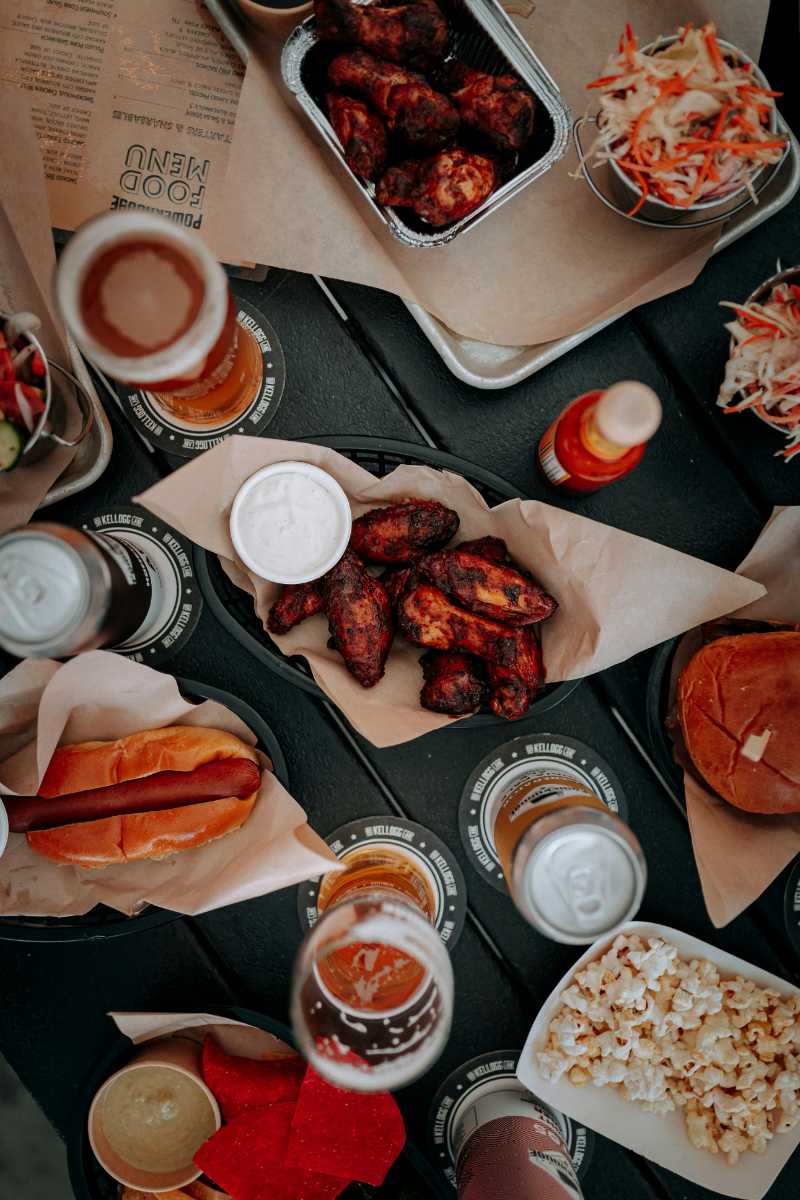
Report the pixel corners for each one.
[99,249,194,350]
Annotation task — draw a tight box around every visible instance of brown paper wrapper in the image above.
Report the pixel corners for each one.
[135,436,765,747]
[667,507,800,927]
[0,93,82,530]
[0,651,338,918]
[202,0,770,347]
[110,1011,296,1060]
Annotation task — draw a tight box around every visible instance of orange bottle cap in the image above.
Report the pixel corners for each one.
[594,382,662,447]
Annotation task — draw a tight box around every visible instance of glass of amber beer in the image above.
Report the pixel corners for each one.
[55,211,262,424]
[291,850,453,1092]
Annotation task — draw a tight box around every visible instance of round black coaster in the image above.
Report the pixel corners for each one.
[428,1050,593,1188]
[114,298,286,457]
[81,506,202,666]
[784,856,800,958]
[297,816,467,951]
[459,732,628,892]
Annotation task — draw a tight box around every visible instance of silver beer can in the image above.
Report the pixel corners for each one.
[0,522,154,658]
[455,1086,584,1200]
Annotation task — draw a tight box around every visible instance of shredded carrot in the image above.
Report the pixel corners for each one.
[586,74,624,89]
[704,29,725,77]
[754,404,800,426]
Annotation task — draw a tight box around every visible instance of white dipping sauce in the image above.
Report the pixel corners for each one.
[233,469,347,581]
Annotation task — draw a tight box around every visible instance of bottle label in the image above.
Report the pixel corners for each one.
[538,419,570,485]
[456,1093,583,1200]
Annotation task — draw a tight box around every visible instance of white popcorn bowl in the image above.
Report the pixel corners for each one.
[518,921,800,1200]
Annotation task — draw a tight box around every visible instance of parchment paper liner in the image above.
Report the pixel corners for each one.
[0,94,82,529]
[518,921,800,1200]
[110,1010,297,1060]
[0,651,337,918]
[665,506,800,927]
[136,436,764,748]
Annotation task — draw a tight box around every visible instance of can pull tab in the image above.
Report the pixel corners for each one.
[549,851,606,929]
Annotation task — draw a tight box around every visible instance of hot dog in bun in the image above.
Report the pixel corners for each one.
[25,726,260,868]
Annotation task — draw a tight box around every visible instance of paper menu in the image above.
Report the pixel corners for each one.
[0,0,244,246]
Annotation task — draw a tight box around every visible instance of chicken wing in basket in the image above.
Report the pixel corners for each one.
[441,61,535,150]
[327,91,388,180]
[315,0,449,69]
[376,149,497,225]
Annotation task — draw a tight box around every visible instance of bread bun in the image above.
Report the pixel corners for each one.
[28,726,258,868]
[677,631,800,814]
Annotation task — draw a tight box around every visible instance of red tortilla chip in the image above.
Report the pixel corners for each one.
[202,1036,305,1118]
[194,1106,347,1200]
[286,1067,405,1187]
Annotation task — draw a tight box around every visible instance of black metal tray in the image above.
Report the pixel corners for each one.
[0,680,288,944]
[67,1005,451,1200]
[194,436,580,731]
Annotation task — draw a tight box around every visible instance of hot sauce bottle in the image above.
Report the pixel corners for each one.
[537,381,662,495]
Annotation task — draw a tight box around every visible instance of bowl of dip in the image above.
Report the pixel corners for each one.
[229,461,352,584]
[87,1036,220,1191]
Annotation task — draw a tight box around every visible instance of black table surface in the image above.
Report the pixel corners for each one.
[3,14,800,1199]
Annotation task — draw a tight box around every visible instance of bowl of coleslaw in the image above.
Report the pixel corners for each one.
[579,23,786,224]
[717,265,800,464]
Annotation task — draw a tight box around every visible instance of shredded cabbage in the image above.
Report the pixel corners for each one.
[577,23,786,215]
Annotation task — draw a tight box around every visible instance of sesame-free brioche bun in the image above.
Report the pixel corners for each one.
[28,726,258,868]
[677,631,800,815]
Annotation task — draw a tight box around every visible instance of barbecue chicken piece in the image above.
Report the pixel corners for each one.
[315,0,449,68]
[328,50,458,151]
[267,580,325,634]
[351,499,459,563]
[376,149,496,225]
[420,547,557,624]
[440,62,535,150]
[327,92,388,180]
[456,535,508,563]
[420,650,488,714]
[486,626,544,720]
[322,549,394,687]
[379,565,415,611]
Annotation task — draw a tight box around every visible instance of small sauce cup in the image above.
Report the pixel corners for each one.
[229,461,352,584]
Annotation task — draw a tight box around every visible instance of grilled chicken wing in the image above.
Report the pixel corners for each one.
[376,148,496,225]
[399,581,544,719]
[420,650,488,714]
[322,549,393,687]
[486,626,544,720]
[267,580,325,634]
[315,0,448,68]
[327,92,388,179]
[456,535,508,564]
[420,547,557,624]
[329,50,458,151]
[378,564,415,611]
[441,61,535,150]
[351,499,459,563]
[399,580,518,657]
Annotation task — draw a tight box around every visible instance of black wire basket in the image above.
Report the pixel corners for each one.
[68,1006,451,1200]
[0,680,288,943]
[195,436,581,731]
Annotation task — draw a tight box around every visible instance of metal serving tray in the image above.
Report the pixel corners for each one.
[403,123,800,387]
[280,0,571,247]
[39,338,112,508]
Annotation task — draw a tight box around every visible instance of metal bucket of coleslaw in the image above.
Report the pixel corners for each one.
[604,36,781,225]
[731,264,800,447]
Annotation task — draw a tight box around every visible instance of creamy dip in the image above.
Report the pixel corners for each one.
[101,1065,216,1173]
[233,470,347,579]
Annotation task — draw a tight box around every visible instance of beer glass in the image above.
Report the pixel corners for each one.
[291,890,454,1092]
[55,211,261,425]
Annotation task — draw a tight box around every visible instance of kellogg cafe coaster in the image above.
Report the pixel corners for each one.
[81,506,202,666]
[115,299,286,457]
[784,856,800,959]
[297,816,467,952]
[458,733,628,892]
[428,1050,593,1189]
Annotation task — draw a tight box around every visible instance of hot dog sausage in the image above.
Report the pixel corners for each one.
[4,758,261,833]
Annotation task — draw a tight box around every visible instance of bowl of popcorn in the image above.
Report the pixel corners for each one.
[518,923,800,1199]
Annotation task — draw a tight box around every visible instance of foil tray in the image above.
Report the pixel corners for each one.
[404,123,800,387]
[280,0,571,247]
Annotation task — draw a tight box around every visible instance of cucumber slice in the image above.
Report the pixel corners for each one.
[0,419,24,470]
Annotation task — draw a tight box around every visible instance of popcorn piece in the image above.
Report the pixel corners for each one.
[534,934,800,1165]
